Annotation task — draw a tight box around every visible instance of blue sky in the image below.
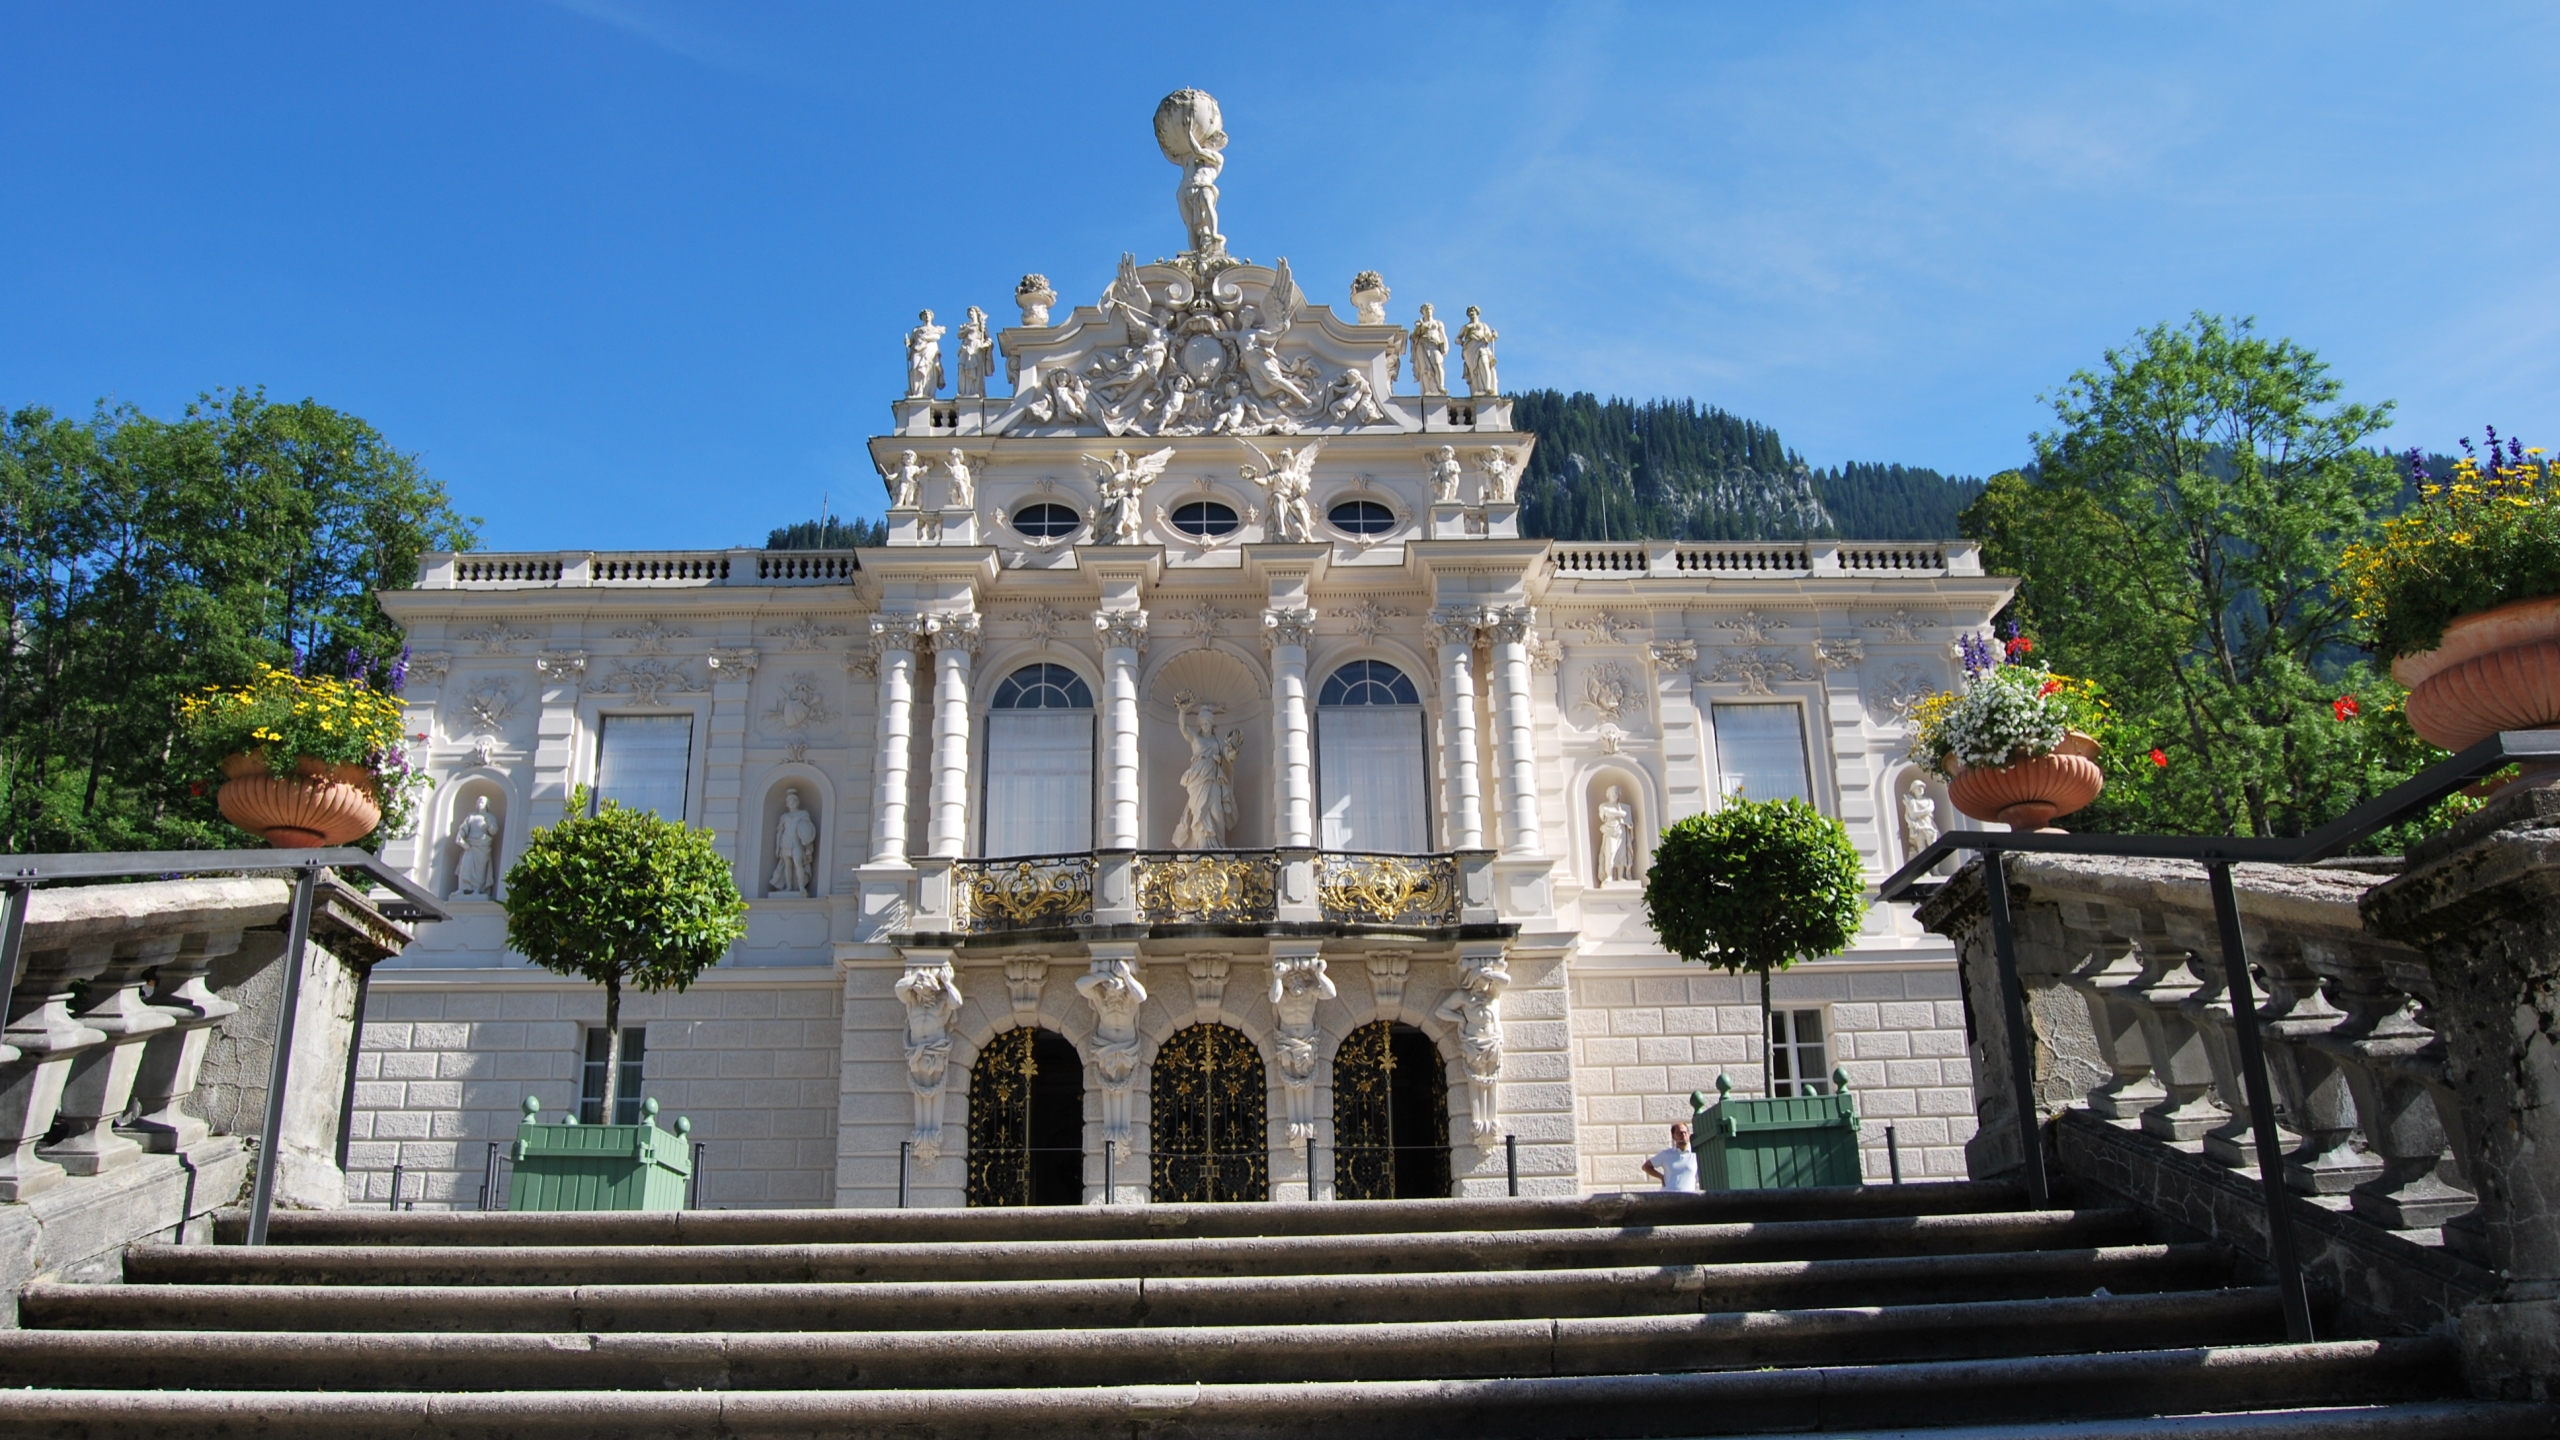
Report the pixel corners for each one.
[5,3,2554,550]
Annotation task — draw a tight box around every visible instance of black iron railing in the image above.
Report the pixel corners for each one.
[1875,728,2560,1345]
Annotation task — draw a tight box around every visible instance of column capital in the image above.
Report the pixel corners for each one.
[1094,608,1151,653]
[869,613,925,652]
[1482,605,1537,645]
[1428,604,1485,652]
[1647,639,1699,671]
[1261,606,1317,650]
[926,612,982,655]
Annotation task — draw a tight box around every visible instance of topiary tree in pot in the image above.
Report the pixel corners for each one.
[503,785,748,1119]
[1643,795,1867,1097]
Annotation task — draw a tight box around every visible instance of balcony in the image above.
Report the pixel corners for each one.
[922,849,1479,939]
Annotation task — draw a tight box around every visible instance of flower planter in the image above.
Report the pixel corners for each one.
[215,751,381,848]
[1688,1072,1863,1190]
[2392,594,2560,756]
[507,1095,693,1212]
[1944,731,2104,832]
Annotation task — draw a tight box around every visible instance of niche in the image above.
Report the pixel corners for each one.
[1142,648,1270,850]
[1887,764,1951,870]
[1586,769,1649,889]
[440,777,511,902]
[758,776,828,898]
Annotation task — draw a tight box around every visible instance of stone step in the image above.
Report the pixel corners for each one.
[28,1244,2233,1333]
[0,1338,2465,1439]
[128,1208,2151,1287]
[1774,1399,2560,1439]
[211,1181,2032,1248]
[0,1289,2286,1391]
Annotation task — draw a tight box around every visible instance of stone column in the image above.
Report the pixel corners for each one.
[2364,785,2560,1398]
[1095,610,1149,851]
[42,935,181,1176]
[924,614,980,859]
[0,942,114,1201]
[1484,606,1543,857]
[1263,607,1317,848]
[121,928,247,1154]
[867,616,923,866]
[1430,606,1487,851]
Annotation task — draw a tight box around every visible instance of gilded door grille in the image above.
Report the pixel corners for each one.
[1332,1020,1452,1200]
[966,1027,1084,1206]
[1149,1023,1269,1203]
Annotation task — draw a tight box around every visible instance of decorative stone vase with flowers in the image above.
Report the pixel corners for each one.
[178,657,424,847]
[1911,631,2113,831]
[2345,431,2560,790]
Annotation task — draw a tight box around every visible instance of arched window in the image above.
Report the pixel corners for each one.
[1170,500,1240,538]
[983,663,1094,857]
[1315,661,1428,853]
[1326,499,1396,537]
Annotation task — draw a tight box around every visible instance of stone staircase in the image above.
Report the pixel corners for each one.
[6,1181,2552,1438]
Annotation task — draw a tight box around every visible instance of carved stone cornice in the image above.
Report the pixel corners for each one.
[1094,608,1151,653]
[1260,606,1317,651]
[1704,648,1813,696]
[599,656,707,706]
[925,612,982,656]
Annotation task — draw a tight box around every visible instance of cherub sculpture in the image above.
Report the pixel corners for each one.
[884,449,927,510]
[1241,439,1321,542]
[1235,261,1312,410]
[1431,445,1464,504]
[1085,447,1178,543]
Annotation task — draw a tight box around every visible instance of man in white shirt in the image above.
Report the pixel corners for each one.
[1642,1121,1701,1192]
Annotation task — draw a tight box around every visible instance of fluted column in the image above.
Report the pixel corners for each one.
[868,615,923,865]
[1095,609,1149,850]
[1484,605,1543,856]
[1263,607,1317,848]
[924,613,980,859]
[1431,606,1486,851]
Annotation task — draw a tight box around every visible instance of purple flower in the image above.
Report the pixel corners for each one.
[387,646,410,695]
[2405,447,2430,483]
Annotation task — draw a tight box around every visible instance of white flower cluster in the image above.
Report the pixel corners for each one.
[1933,666,2067,770]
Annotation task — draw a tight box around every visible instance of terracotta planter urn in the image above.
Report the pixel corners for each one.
[1944,731,2105,832]
[215,751,381,848]
[2392,594,2560,758]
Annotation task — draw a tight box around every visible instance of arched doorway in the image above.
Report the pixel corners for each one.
[1332,1020,1452,1199]
[1149,1023,1269,1203]
[966,1027,1085,1206]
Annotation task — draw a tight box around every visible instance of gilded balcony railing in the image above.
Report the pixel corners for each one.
[953,855,1095,932]
[1317,852,1460,926]
[1136,851,1278,925]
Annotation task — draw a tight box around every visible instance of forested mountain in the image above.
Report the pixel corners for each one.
[1510,390,1986,543]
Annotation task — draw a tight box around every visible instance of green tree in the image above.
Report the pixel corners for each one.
[0,389,474,853]
[1642,797,1867,1096]
[1967,315,2419,838]
[502,787,748,1116]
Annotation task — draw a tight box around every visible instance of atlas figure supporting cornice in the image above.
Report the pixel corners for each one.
[1156,89,1227,259]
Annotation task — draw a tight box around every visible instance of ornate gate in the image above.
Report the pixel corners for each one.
[966,1027,1085,1206]
[1149,1023,1269,1203]
[1332,1020,1452,1200]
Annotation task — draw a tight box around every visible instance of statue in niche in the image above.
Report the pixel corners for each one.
[1409,303,1449,395]
[452,795,499,898]
[1242,440,1320,543]
[1597,785,1637,886]
[885,449,926,510]
[1086,447,1176,544]
[1326,366,1386,425]
[1902,778,1942,852]
[955,307,994,399]
[904,310,946,400]
[1154,88,1228,257]
[768,788,818,897]
[1026,365,1091,425]
[1481,447,1518,504]
[942,449,975,509]
[1458,306,1500,397]
[1432,445,1464,504]
[1172,694,1243,850]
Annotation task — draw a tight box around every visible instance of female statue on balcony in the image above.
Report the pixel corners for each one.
[1173,695,1242,850]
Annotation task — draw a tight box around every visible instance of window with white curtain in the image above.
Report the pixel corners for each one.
[982,663,1095,857]
[1711,702,1812,806]
[594,714,693,820]
[1317,660,1428,854]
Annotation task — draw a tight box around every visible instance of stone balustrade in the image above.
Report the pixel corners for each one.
[1914,782,2560,1398]
[1,873,407,1317]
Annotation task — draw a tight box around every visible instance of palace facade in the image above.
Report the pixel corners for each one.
[350,93,2012,1210]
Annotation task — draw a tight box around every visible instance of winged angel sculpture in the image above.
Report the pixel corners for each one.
[1240,439,1321,542]
[1086,447,1178,544]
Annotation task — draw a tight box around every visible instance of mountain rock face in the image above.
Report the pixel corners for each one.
[1511,390,1984,543]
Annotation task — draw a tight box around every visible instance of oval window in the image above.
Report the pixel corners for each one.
[1013,502,1080,540]
[1328,500,1396,536]
[1170,500,1240,538]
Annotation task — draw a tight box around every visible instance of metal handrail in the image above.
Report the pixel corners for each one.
[1870,728,2560,1346]
[0,847,446,1246]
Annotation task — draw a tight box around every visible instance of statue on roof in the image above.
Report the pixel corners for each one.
[904,310,945,399]
[1154,89,1228,258]
[1458,306,1500,397]
[1410,303,1449,395]
[1086,446,1177,543]
[954,307,994,399]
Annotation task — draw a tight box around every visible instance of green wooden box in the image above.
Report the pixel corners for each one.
[1688,1071,1862,1191]
[507,1095,693,1212]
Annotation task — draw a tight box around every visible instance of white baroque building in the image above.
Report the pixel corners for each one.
[354,92,2013,1210]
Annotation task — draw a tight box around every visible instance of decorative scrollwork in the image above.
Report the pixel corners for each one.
[1318,852,1460,926]
[1136,851,1277,924]
[954,855,1095,932]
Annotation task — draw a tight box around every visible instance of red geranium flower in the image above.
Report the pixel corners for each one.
[2150,748,2169,768]
[2005,635,2034,659]
[2332,696,2360,721]
[2038,678,2061,697]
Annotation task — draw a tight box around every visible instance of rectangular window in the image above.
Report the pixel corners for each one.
[1317,707,1430,853]
[1712,702,1812,806]
[594,714,693,820]
[981,711,1095,857]
[1768,1008,1831,1097]
[579,1026,647,1125]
